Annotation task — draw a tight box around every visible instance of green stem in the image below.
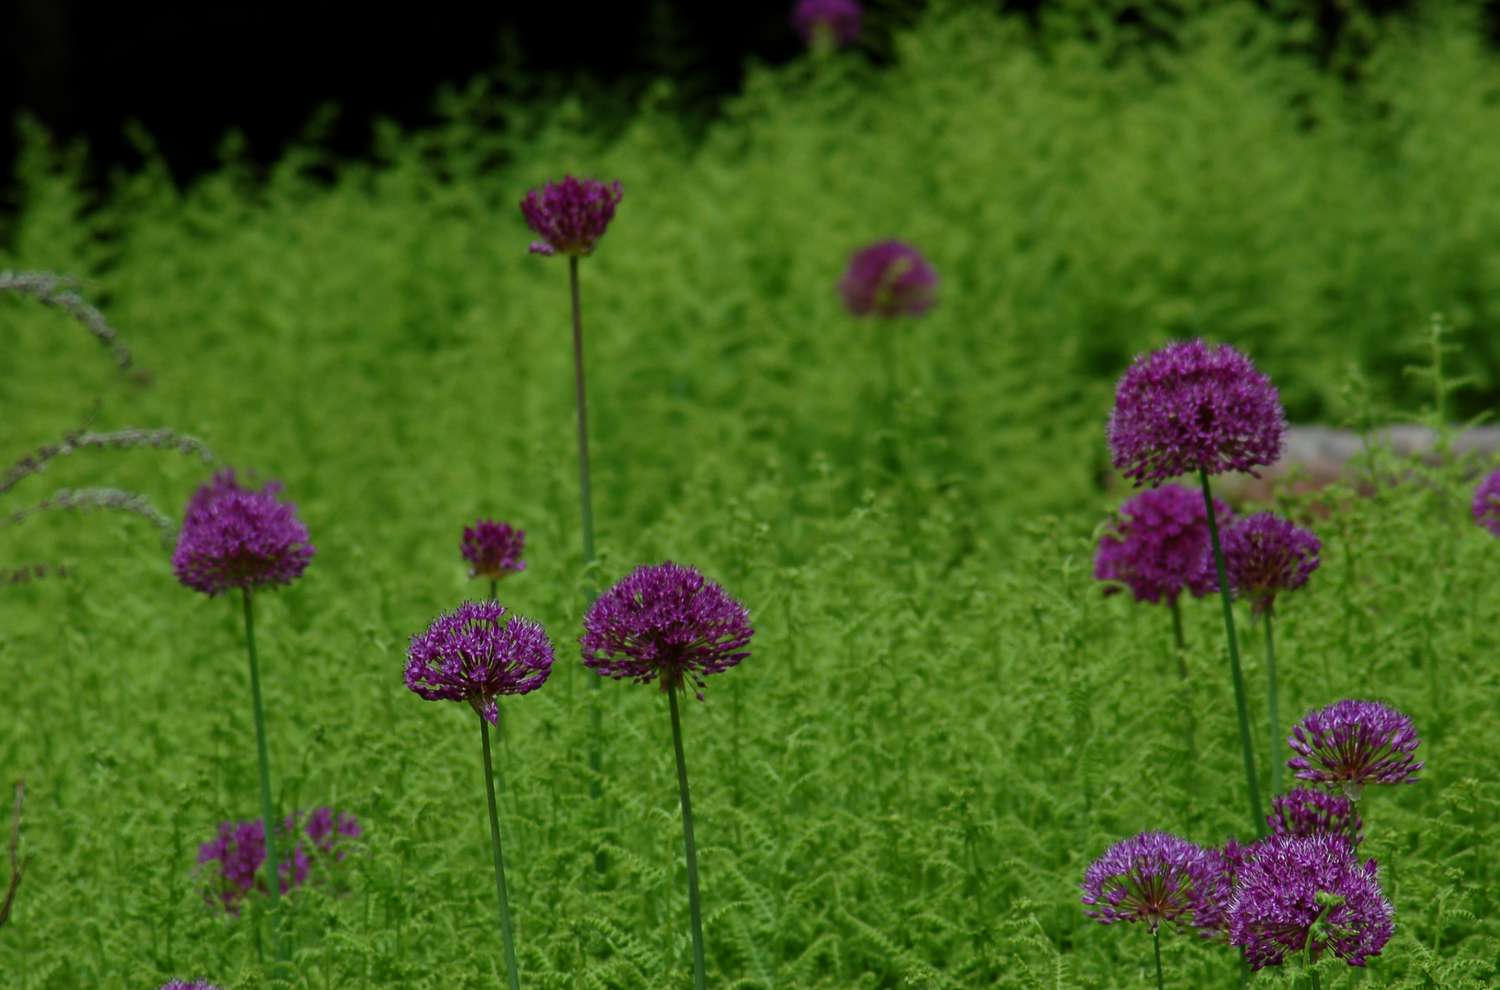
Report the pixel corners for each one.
[480,714,521,990]
[1198,469,1265,837]
[489,578,498,602]
[668,687,707,990]
[1153,926,1164,990]
[568,255,595,567]
[242,588,284,962]
[1169,597,1187,679]
[1264,609,1282,798]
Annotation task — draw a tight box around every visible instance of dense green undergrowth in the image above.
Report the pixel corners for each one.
[3,2,1500,987]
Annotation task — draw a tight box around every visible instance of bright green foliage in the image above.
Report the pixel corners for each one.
[3,3,1500,987]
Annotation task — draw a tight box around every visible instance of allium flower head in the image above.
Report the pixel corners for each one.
[1228,833,1394,969]
[172,469,314,596]
[1472,469,1500,537]
[520,175,622,257]
[793,0,862,47]
[160,982,224,990]
[196,807,362,914]
[1222,513,1321,615]
[405,600,554,724]
[1093,483,1229,605]
[1268,788,1363,846]
[581,561,753,699]
[838,240,938,318]
[1108,339,1286,484]
[1287,699,1423,791]
[1080,831,1222,933]
[462,519,526,582]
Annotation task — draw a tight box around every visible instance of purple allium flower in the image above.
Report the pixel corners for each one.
[838,240,938,318]
[1080,831,1223,933]
[171,469,314,596]
[405,600,554,724]
[520,176,623,257]
[1093,483,1230,605]
[1472,469,1500,537]
[1108,339,1286,485]
[1228,833,1394,969]
[160,982,224,990]
[196,807,361,914]
[1222,513,1321,615]
[461,519,526,582]
[1287,699,1423,792]
[793,0,862,47]
[1268,788,1364,846]
[581,561,753,699]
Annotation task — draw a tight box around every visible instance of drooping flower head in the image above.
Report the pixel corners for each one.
[520,176,623,257]
[581,561,753,699]
[1287,699,1423,792]
[405,600,554,724]
[793,0,862,47]
[462,519,526,582]
[838,240,938,318]
[1108,339,1286,484]
[1228,833,1394,969]
[196,807,362,914]
[1094,483,1229,605]
[1268,788,1364,846]
[1472,469,1500,537]
[1080,831,1223,933]
[1222,513,1321,615]
[171,469,314,596]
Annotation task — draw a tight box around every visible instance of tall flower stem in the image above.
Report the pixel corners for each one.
[1264,609,1282,797]
[1169,598,1187,679]
[568,256,595,567]
[667,687,707,990]
[242,588,284,962]
[480,714,521,990]
[1152,927,1164,990]
[1198,468,1265,837]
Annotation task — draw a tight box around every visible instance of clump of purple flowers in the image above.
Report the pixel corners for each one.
[171,469,314,596]
[1223,513,1321,615]
[1268,788,1364,846]
[1094,483,1229,605]
[582,561,753,699]
[405,600,554,724]
[520,176,623,257]
[1287,699,1423,792]
[793,0,862,47]
[1228,833,1394,969]
[1108,339,1286,484]
[1472,468,1500,537]
[1080,831,1225,933]
[160,982,224,990]
[197,807,362,914]
[838,241,938,318]
[462,519,526,582]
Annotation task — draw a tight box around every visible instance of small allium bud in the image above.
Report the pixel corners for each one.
[461,519,526,582]
[838,240,938,318]
[520,176,623,257]
[1472,468,1500,536]
[1222,512,1321,615]
[793,0,862,47]
[1093,483,1228,605]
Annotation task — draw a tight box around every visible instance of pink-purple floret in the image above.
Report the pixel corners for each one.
[1472,468,1500,536]
[520,175,622,257]
[171,468,314,596]
[160,982,224,990]
[1108,339,1286,484]
[1286,699,1423,789]
[1094,483,1228,605]
[838,240,938,318]
[405,600,554,724]
[1223,512,1321,615]
[793,0,863,47]
[1227,833,1394,969]
[1080,831,1225,935]
[462,519,526,581]
[581,561,753,699]
[1267,788,1363,846]
[197,807,361,914]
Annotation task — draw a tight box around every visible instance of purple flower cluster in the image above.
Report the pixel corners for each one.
[838,241,938,318]
[171,469,314,596]
[1472,469,1500,537]
[405,600,554,724]
[1287,699,1423,791]
[1222,513,1321,615]
[1080,831,1224,934]
[461,519,526,582]
[1227,834,1394,969]
[1267,788,1363,847]
[197,807,361,914]
[793,0,862,47]
[160,982,224,990]
[1108,339,1286,484]
[520,176,623,257]
[581,562,753,699]
[1093,483,1228,605]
